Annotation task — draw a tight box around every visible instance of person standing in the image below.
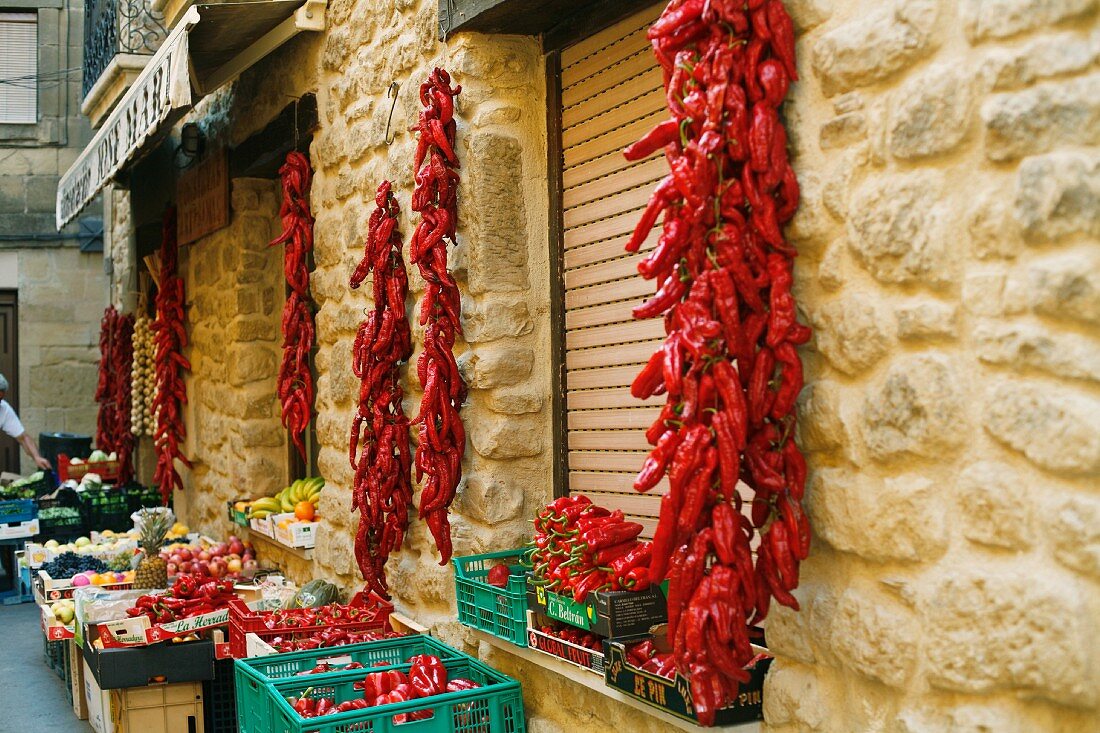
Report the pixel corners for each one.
[0,373,51,471]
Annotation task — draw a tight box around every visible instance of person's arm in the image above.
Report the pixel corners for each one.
[16,432,51,470]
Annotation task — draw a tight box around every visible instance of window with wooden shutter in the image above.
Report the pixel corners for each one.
[0,13,37,124]
[557,4,667,535]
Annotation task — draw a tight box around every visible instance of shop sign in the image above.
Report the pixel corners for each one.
[177,147,228,245]
[56,12,196,229]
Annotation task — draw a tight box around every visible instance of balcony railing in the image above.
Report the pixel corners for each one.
[83,0,167,99]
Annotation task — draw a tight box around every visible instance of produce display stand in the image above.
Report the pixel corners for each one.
[57,454,121,483]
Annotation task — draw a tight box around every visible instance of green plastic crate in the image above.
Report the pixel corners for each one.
[237,635,467,683]
[453,550,528,647]
[236,651,525,733]
[43,636,69,681]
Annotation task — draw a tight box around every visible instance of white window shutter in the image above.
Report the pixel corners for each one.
[0,13,38,124]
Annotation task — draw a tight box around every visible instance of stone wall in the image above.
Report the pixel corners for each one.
[12,246,106,470]
[762,1,1100,731]
[176,178,288,540]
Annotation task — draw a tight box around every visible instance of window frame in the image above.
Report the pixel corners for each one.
[0,11,39,126]
[543,1,664,501]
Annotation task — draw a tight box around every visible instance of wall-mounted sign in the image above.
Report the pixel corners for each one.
[55,8,200,230]
[177,147,228,245]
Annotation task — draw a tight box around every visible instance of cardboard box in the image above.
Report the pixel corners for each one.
[82,631,216,689]
[71,640,89,719]
[526,577,667,638]
[92,606,230,647]
[271,512,318,548]
[84,658,114,733]
[110,681,204,733]
[0,517,38,539]
[603,640,771,726]
[41,602,76,640]
[525,611,605,674]
[37,569,133,601]
[248,516,272,537]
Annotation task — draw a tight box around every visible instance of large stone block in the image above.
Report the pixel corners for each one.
[983,74,1100,161]
[968,189,1023,260]
[960,0,1096,42]
[860,354,963,462]
[228,346,278,386]
[465,133,529,294]
[1051,495,1100,580]
[468,409,544,459]
[457,345,534,388]
[889,64,973,159]
[809,469,947,563]
[924,568,1095,707]
[984,380,1100,475]
[460,296,532,343]
[974,319,1100,384]
[983,32,1097,91]
[811,294,893,375]
[895,300,958,341]
[1014,151,1100,242]
[762,661,833,730]
[811,0,939,95]
[485,386,543,415]
[798,380,846,453]
[847,172,953,288]
[457,470,525,524]
[956,461,1032,549]
[1027,248,1100,325]
[831,585,920,688]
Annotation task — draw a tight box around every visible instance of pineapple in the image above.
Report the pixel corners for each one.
[133,510,171,589]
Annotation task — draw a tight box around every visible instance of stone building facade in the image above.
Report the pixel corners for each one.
[0,0,105,473]
[96,0,1100,730]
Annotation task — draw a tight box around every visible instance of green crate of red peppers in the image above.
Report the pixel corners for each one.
[526,495,666,638]
[235,636,526,733]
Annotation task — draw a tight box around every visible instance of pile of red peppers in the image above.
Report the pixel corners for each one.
[529,495,653,602]
[535,621,603,652]
[266,629,391,654]
[126,576,236,623]
[626,0,810,723]
[289,654,480,720]
[151,207,191,504]
[349,181,414,599]
[270,151,316,460]
[410,68,466,565]
[94,306,135,484]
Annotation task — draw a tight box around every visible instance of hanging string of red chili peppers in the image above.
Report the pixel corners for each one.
[349,181,414,599]
[94,306,135,484]
[627,0,809,723]
[151,207,191,504]
[410,68,465,566]
[270,151,316,460]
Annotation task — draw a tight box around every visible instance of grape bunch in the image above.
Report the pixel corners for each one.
[42,552,109,579]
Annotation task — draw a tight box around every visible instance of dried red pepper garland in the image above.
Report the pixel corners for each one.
[349,181,414,599]
[410,68,466,565]
[270,151,316,460]
[627,0,809,723]
[151,207,191,504]
[95,306,135,483]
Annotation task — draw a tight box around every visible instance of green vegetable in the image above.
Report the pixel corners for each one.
[88,450,109,463]
[283,579,343,609]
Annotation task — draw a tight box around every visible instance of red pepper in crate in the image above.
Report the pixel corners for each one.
[446,678,480,692]
[624,0,809,723]
[408,654,447,697]
[486,563,510,588]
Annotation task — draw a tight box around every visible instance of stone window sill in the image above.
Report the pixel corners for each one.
[471,630,762,733]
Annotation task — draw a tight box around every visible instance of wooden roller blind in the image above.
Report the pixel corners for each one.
[558,4,667,536]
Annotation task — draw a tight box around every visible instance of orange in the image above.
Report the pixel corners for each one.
[294,501,316,521]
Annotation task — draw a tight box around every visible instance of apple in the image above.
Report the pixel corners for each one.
[179,561,192,573]
[178,549,192,561]
[242,559,258,573]
[226,558,242,574]
[213,543,227,556]
[197,550,211,562]
[166,562,178,574]
[207,560,222,577]
[228,539,245,556]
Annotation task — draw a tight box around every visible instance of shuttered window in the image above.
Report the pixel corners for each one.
[558,4,667,535]
[0,13,37,124]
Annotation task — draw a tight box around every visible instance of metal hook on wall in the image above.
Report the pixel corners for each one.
[384,81,400,145]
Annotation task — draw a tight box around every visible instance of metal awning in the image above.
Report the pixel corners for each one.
[56,0,325,229]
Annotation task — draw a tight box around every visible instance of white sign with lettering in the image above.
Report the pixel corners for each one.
[56,7,199,229]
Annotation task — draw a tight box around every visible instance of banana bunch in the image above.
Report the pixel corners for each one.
[248,477,324,519]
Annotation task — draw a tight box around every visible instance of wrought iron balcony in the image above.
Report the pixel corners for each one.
[82,0,167,123]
